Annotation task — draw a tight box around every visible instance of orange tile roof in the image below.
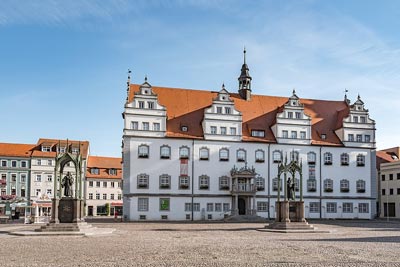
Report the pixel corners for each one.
[0,143,35,158]
[129,84,349,146]
[376,150,398,170]
[86,156,122,179]
[31,138,90,159]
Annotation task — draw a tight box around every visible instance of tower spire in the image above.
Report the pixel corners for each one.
[126,69,131,103]
[238,47,252,101]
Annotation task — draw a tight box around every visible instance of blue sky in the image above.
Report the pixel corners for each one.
[1,0,399,157]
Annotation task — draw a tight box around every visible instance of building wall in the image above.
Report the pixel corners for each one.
[379,160,400,218]
[86,178,122,216]
[123,136,375,220]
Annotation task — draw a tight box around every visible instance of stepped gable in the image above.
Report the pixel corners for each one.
[0,143,35,157]
[129,84,349,146]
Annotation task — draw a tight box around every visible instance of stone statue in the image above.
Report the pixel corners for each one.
[61,172,74,197]
[287,177,295,201]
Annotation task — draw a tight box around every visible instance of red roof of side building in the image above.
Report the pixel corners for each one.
[129,84,349,146]
[31,138,90,159]
[0,143,35,158]
[376,148,399,170]
[86,156,122,180]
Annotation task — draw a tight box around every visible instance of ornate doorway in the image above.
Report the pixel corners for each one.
[238,198,246,215]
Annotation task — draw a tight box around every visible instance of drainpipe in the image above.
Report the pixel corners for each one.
[319,146,322,219]
[267,144,270,220]
[191,139,195,221]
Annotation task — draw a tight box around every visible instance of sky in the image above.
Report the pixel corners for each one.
[1,0,399,157]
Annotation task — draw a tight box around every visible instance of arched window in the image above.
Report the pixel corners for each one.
[255,177,265,191]
[219,148,229,161]
[324,179,333,192]
[160,145,171,159]
[138,144,149,158]
[219,176,230,190]
[179,146,190,159]
[273,150,282,163]
[137,173,149,188]
[237,149,246,162]
[356,180,366,193]
[357,154,365,166]
[340,179,349,192]
[199,175,210,189]
[324,152,332,165]
[255,150,265,163]
[307,152,316,164]
[307,179,316,192]
[341,153,349,166]
[199,147,209,160]
[272,177,281,191]
[159,174,171,189]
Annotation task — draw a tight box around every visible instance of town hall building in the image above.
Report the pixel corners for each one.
[122,51,377,221]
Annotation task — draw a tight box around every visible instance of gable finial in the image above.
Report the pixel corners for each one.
[292,88,296,95]
[222,82,225,90]
[357,93,361,100]
[126,69,132,102]
[144,75,148,82]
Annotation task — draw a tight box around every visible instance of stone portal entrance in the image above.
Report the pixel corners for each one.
[238,198,246,215]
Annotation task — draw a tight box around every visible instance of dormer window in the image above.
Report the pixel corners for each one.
[225,107,231,114]
[42,146,51,152]
[181,126,188,132]
[360,116,366,123]
[109,169,117,175]
[216,107,222,114]
[288,112,293,118]
[251,130,265,137]
[91,168,99,175]
[147,102,154,109]
[321,134,327,140]
[353,116,358,123]
[295,112,301,119]
[138,101,145,109]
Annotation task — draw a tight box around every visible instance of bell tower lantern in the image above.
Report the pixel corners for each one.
[238,48,252,101]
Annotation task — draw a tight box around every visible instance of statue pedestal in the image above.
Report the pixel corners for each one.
[58,198,84,223]
[266,201,314,232]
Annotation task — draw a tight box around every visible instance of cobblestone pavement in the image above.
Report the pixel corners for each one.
[1,220,400,267]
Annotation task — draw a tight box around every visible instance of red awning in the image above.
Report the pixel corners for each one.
[110,202,123,207]
[32,203,52,207]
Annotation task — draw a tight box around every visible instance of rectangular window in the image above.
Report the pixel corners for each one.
[138,101,145,108]
[342,203,353,213]
[220,127,227,135]
[193,203,200,212]
[132,121,139,130]
[353,116,358,123]
[309,202,320,213]
[160,198,170,211]
[358,203,369,213]
[257,201,268,212]
[390,174,393,180]
[21,174,26,183]
[215,203,222,212]
[216,107,222,114]
[230,127,236,135]
[282,130,288,138]
[397,173,400,180]
[110,194,115,200]
[138,198,149,211]
[21,161,27,168]
[185,203,192,212]
[300,131,306,139]
[356,134,362,142]
[390,188,394,195]
[41,146,51,152]
[96,181,100,187]
[91,168,99,175]
[89,193,93,200]
[96,193,100,199]
[348,134,354,142]
[207,203,213,212]
[11,161,17,167]
[11,174,16,182]
[1,160,6,167]
[142,122,150,131]
[160,175,171,189]
[111,181,115,187]
[291,131,297,139]
[210,126,217,134]
[179,175,190,189]
[288,112,293,118]
[48,160,52,166]
[118,194,122,200]
[382,175,385,181]
[382,189,386,195]
[308,165,316,179]
[365,135,370,143]
[199,175,209,189]
[397,188,400,195]
[295,112,301,119]
[326,202,337,213]
[360,116,366,123]
[153,123,161,131]
[223,203,230,212]
[37,159,41,166]
[103,182,107,187]
[147,101,154,109]
[251,130,265,137]
[307,179,316,192]
[225,107,231,114]
[36,189,41,196]
[102,194,107,200]
[47,175,52,182]
[36,175,42,182]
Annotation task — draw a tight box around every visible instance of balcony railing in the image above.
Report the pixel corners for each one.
[231,184,256,194]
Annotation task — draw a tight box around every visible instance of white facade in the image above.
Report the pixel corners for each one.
[379,160,400,218]
[123,65,376,221]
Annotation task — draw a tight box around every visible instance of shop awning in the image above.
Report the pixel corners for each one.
[111,202,123,207]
